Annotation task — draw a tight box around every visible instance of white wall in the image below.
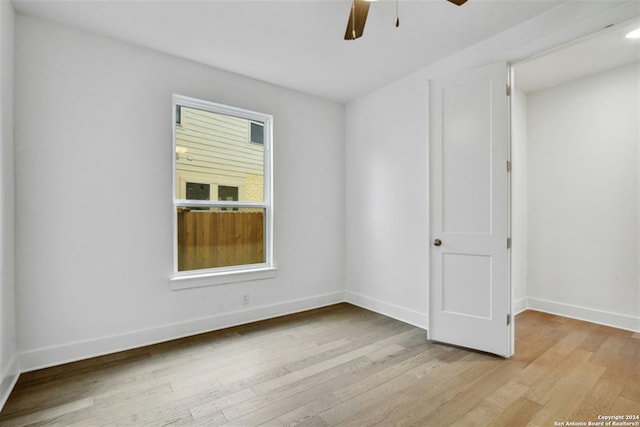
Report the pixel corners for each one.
[526,63,639,330]
[14,14,345,371]
[344,1,637,329]
[345,75,430,327]
[0,0,18,408]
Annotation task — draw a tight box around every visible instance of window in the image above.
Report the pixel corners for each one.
[172,95,274,286]
[218,185,238,202]
[186,182,210,201]
[250,121,264,145]
[218,185,239,211]
[175,105,182,125]
[185,182,210,210]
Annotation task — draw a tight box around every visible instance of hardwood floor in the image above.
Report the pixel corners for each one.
[0,304,638,426]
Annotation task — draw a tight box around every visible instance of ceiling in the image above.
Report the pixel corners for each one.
[12,0,568,103]
[516,15,640,93]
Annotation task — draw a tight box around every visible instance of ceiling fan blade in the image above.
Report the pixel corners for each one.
[344,0,371,40]
[447,0,468,5]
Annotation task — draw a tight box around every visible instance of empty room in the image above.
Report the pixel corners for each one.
[0,0,638,425]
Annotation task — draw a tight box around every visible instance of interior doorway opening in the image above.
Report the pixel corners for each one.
[510,17,640,332]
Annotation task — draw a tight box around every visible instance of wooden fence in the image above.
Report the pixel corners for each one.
[177,209,264,271]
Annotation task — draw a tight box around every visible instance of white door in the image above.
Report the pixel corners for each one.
[429,62,513,357]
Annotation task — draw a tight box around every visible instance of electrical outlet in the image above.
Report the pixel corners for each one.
[242,293,250,305]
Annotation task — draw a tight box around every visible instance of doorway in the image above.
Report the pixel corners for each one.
[511,18,640,331]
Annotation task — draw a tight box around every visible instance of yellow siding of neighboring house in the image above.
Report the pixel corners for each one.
[175,106,264,202]
[245,173,264,202]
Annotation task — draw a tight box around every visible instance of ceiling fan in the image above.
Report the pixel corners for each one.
[344,0,468,40]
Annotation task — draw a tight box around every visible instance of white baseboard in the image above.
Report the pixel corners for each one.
[526,297,640,333]
[513,297,528,315]
[19,291,345,373]
[345,291,428,330]
[0,354,20,410]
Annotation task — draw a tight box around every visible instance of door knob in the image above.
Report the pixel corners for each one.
[433,239,442,247]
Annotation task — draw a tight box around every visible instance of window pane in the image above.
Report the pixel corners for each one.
[177,207,265,271]
[186,182,210,200]
[175,106,264,202]
[185,182,210,210]
[250,122,264,145]
[217,185,238,202]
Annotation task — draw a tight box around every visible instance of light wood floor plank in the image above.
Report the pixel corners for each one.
[525,359,606,427]
[569,377,624,422]
[488,397,543,426]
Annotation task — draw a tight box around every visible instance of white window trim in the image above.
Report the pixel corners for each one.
[170,94,275,289]
[170,266,277,290]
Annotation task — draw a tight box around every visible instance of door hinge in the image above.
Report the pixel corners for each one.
[506,84,511,97]
[507,237,511,249]
[507,314,511,326]
[506,160,511,173]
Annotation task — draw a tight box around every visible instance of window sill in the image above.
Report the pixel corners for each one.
[170,266,277,290]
